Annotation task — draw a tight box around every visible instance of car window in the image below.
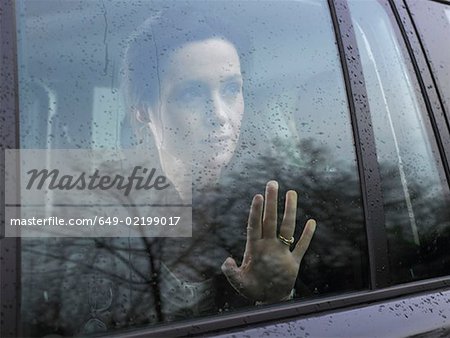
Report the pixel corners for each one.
[406,0,450,122]
[13,0,369,336]
[348,0,450,284]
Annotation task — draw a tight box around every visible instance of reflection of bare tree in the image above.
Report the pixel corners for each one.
[204,138,368,296]
[194,138,450,293]
[21,138,450,337]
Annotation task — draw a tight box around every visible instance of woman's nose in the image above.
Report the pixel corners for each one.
[209,92,228,125]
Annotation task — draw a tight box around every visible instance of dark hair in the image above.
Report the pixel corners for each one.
[121,5,251,128]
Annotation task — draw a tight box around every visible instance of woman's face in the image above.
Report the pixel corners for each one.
[149,38,244,187]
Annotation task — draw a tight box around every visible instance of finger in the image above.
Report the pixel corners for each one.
[221,257,244,293]
[293,219,316,264]
[262,180,278,238]
[279,190,298,239]
[246,194,263,254]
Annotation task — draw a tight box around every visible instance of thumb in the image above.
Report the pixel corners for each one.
[221,257,242,290]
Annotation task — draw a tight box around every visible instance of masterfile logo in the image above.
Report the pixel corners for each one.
[5,149,192,238]
[25,166,170,196]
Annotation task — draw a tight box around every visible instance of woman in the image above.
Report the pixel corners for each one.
[122,5,316,312]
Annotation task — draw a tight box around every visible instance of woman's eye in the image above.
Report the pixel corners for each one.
[222,82,242,98]
[175,85,204,103]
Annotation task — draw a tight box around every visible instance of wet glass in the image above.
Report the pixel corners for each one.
[348,0,450,284]
[406,0,450,121]
[16,0,368,336]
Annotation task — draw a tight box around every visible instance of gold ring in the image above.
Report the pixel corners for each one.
[278,234,294,246]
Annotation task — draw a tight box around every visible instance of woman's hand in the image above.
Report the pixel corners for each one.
[221,180,316,303]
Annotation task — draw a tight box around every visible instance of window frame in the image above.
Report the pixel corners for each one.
[330,0,390,289]
[1,0,450,337]
[0,0,21,337]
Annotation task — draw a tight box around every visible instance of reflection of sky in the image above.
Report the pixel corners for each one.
[18,0,355,171]
[239,2,354,170]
